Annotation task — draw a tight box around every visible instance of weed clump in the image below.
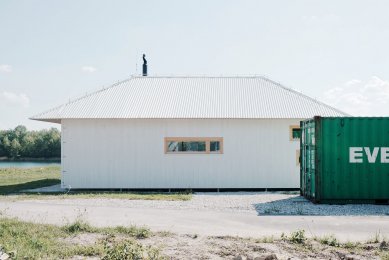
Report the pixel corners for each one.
[111,226,151,239]
[102,238,164,260]
[63,219,95,233]
[319,235,339,247]
[282,230,306,244]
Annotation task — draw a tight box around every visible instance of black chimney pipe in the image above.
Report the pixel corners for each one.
[142,54,147,76]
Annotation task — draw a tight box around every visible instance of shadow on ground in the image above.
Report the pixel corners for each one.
[0,179,60,195]
[254,196,389,216]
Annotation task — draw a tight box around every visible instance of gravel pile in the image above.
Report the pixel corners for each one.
[255,195,389,216]
[29,192,389,216]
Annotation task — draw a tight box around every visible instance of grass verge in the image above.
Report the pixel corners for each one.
[0,166,60,195]
[0,218,387,259]
[0,166,192,201]
[0,217,161,259]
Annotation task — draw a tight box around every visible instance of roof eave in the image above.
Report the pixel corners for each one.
[29,118,61,124]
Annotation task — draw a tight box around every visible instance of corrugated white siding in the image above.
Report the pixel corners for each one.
[32,76,347,122]
[62,118,301,189]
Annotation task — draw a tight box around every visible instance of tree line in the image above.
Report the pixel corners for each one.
[0,125,61,159]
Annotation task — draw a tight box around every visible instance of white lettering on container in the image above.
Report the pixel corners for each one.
[364,147,379,163]
[349,147,389,163]
[350,147,363,163]
[381,147,389,163]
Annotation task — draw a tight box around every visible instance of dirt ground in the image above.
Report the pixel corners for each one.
[64,231,389,260]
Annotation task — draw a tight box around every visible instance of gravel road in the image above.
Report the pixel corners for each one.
[1,192,389,242]
[18,191,389,216]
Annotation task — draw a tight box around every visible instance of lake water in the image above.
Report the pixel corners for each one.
[0,161,60,168]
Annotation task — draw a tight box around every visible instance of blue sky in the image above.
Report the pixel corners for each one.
[1,0,389,129]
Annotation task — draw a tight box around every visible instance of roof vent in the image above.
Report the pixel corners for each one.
[142,54,147,76]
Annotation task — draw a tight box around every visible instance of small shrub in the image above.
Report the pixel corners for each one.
[113,226,151,239]
[102,239,164,260]
[289,230,306,244]
[319,235,339,247]
[63,219,95,233]
[343,241,358,249]
[258,236,274,243]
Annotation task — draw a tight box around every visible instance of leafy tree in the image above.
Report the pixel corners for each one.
[0,126,61,159]
[10,139,21,158]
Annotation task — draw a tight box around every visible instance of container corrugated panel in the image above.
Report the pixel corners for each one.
[301,117,389,204]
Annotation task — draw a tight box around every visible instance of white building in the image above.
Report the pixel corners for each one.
[31,76,346,190]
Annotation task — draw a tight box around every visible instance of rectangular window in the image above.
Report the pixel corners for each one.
[289,125,301,141]
[165,137,223,154]
[210,141,220,152]
[167,141,206,152]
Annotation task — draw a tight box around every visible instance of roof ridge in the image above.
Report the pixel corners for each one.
[260,76,350,116]
[131,75,268,78]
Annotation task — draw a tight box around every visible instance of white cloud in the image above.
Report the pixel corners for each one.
[0,91,30,108]
[322,76,389,116]
[81,66,97,73]
[0,64,12,73]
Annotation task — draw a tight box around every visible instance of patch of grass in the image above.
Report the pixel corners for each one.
[63,192,192,201]
[0,217,75,259]
[10,191,193,201]
[0,166,192,201]
[102,237,165,260]
[343,241,359,249]
[63,219,96,234]
[287,230,307,244]
[106,226,151,239]
[319,235,340,247]
[0,166,60,194]
[256,236,275,243]
[0,217,160,259]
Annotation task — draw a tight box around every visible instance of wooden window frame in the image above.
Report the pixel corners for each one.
[289,125,301,141]
[296,149,300,166]
[164,137,224,154]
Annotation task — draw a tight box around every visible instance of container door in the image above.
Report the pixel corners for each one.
[301,120,316,199]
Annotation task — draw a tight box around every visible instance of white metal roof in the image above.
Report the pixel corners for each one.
[31,76,347,123]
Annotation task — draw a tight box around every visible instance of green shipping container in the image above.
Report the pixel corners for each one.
[300,116,389,204]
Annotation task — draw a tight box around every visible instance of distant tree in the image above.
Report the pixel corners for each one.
[0,126,61,159]
[10,139,21,158]
[1,135,11,156]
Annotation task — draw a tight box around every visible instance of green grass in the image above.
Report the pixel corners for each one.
[10,192,193,201]
[0,166,192,201]
[318,235,340,247]
[0,166,60,195]
[0,217,161,259]
[61,219,151,239]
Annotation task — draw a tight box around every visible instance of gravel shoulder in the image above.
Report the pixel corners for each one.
[0,192,388,243]
[7,191,389,215]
